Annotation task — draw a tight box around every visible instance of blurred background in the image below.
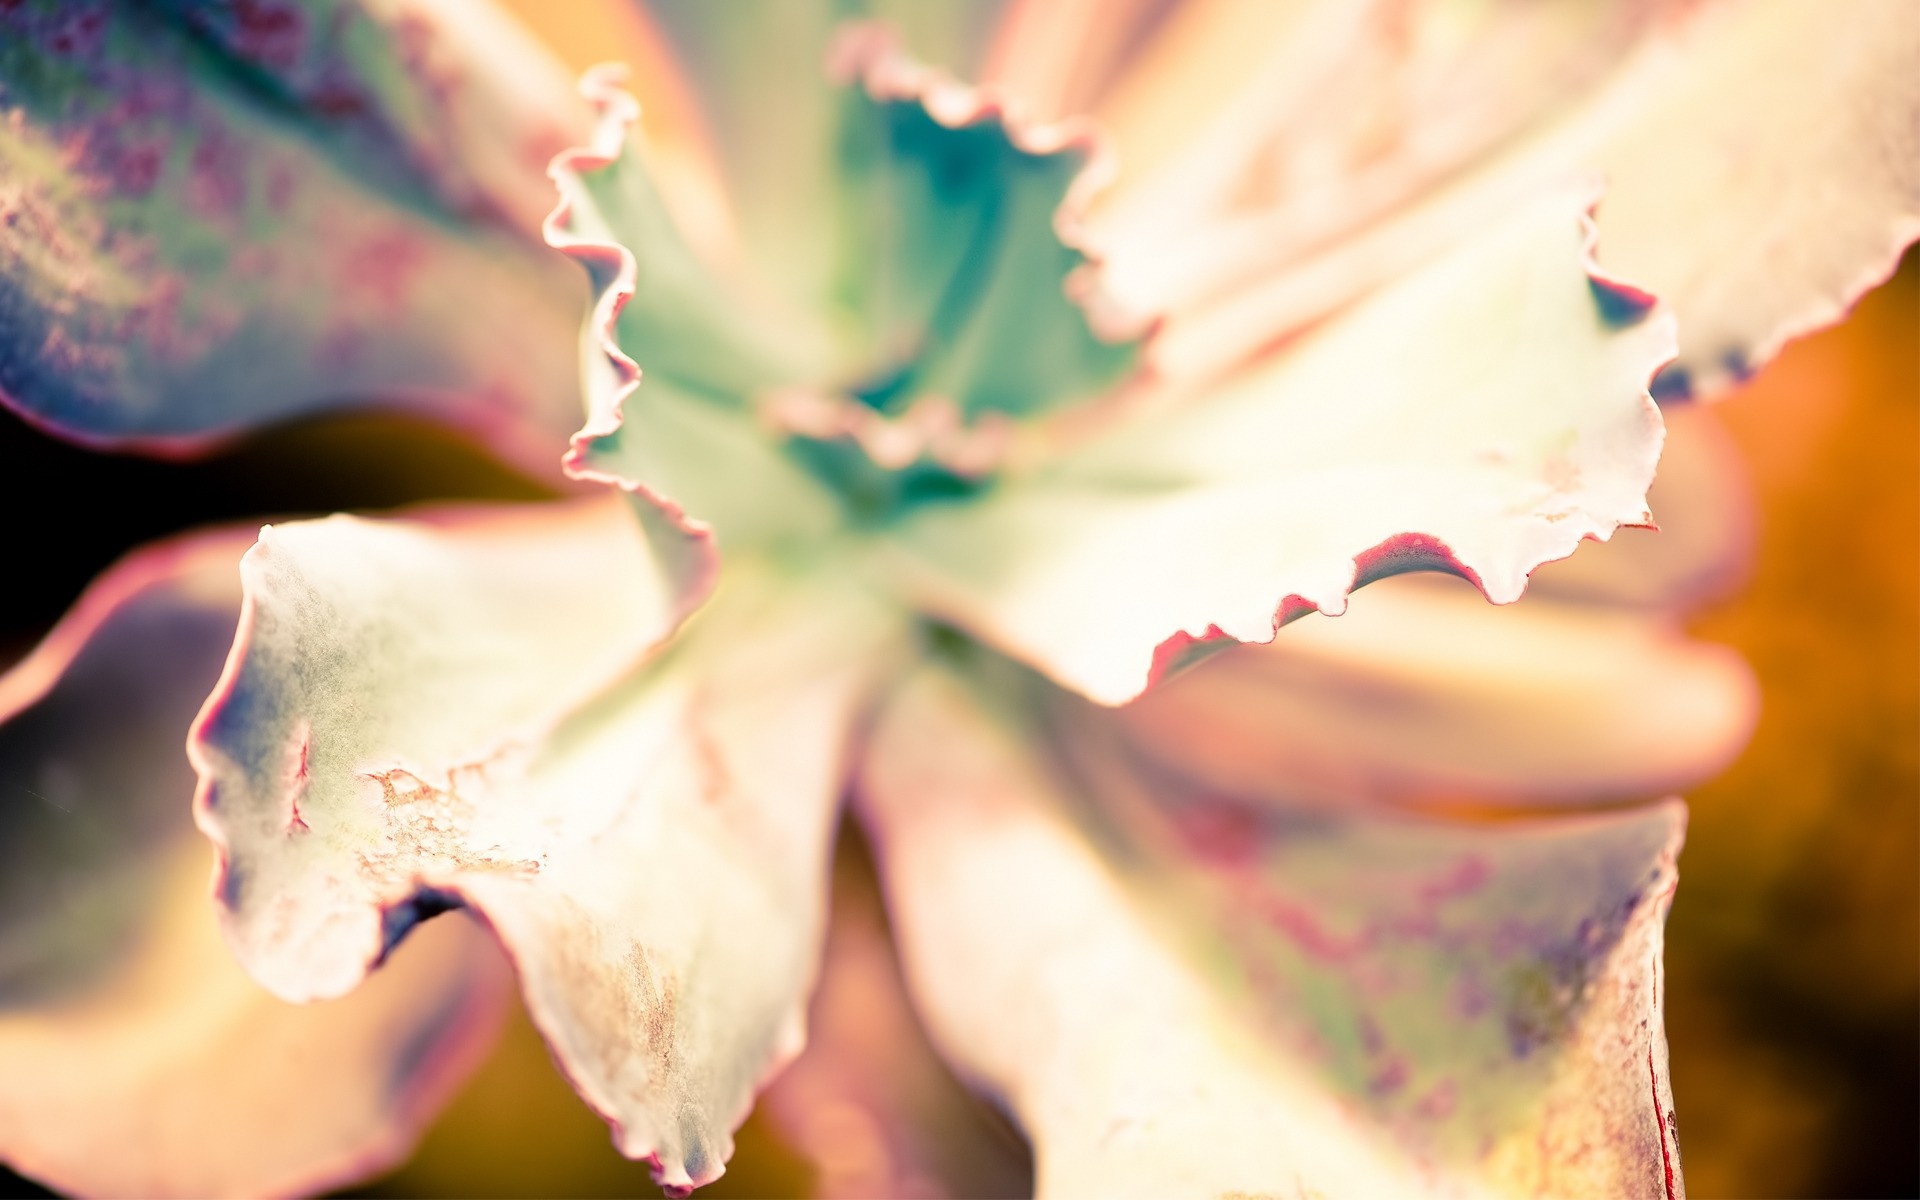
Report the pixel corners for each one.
[0,4,1913,1194]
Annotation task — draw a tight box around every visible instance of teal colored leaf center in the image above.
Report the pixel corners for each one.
[767,78,1142,515]
[576,41,1150,535]
[829,88,1136,422]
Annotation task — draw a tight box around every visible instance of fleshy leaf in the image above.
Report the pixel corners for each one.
[1574,0,1920,398]
[545,34,1149,543]
[1116,572,1755,810]
[546,66,844,547]
[0,0,584,466]
[629,0,864,319]
[0,532,508,1199]
[1087,0,1660,341]
[859,662,1687,1198]
[1526,403,1753,612]
[190,500,905,1194]
[630,0,1010,315]
[546,65,820,404]
[828,26,1142,421]
[888,189,1672,704]
[154,0,587,232]
[1088,0,1920,396]
[759,836,1034,1200]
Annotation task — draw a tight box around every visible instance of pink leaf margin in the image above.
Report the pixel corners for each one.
[183,497,713,993]
[0,390,234,463]
[0,528,257,723]
[1137,189,1676,697]
[539,28,1167,518]
[827,20,1161,350]
[540,64,724,559]
[0,525,511,1200]
[1128,187,1674,691]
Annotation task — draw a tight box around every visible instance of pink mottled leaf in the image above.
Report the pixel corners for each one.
[889,189,1672,704]
[155,0,587,232]
[0,0,585,469]
[190,499,904,1194]
[0,532,507,1199]
[859,662,1687,1199]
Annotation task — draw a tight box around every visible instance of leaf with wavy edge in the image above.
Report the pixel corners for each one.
[629,0,867,318]
[1088,0,1659,323]
[544,66,842,548]
[888,189,1671,704]
[544,64,821,409]
[190,499,905,1194]
[0,0,582,469]
[0,531,508,1199]
[1526,403,1753,612]
[543,37,1148,543]
[1580,0,1920,399]
[629,0,1010,314]
[827,25,1143,422]
[859,662,1686,1199]
[1114,572,1755,811]
[1096,0,1920,399]
[496,0,740,269]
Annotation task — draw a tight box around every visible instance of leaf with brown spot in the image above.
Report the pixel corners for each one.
[191,497,907,1194]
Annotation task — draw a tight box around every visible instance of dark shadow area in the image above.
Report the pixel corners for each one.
[0,407,555,662]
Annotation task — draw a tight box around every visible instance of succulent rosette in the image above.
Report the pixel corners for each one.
[1,1,1914,1197]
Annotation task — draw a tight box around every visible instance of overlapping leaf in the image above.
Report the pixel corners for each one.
[190,499,905,1193]
[0,532,508,1199]
[861,662,1686,1198]
[1083,0,1920,396]
[890,190,1671,703]
[0,0,584,467]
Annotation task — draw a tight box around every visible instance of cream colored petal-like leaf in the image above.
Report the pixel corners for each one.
[859,661,1686,1199]
[191,500,904,1194]
[1584,0,1920,399]
[890,190,1671,704]
[1114,572,1755,810]
[1526,402,1753,611]
[0,532,508,1200]
[1117,0,1920,397]
[1092,0,1655,322]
